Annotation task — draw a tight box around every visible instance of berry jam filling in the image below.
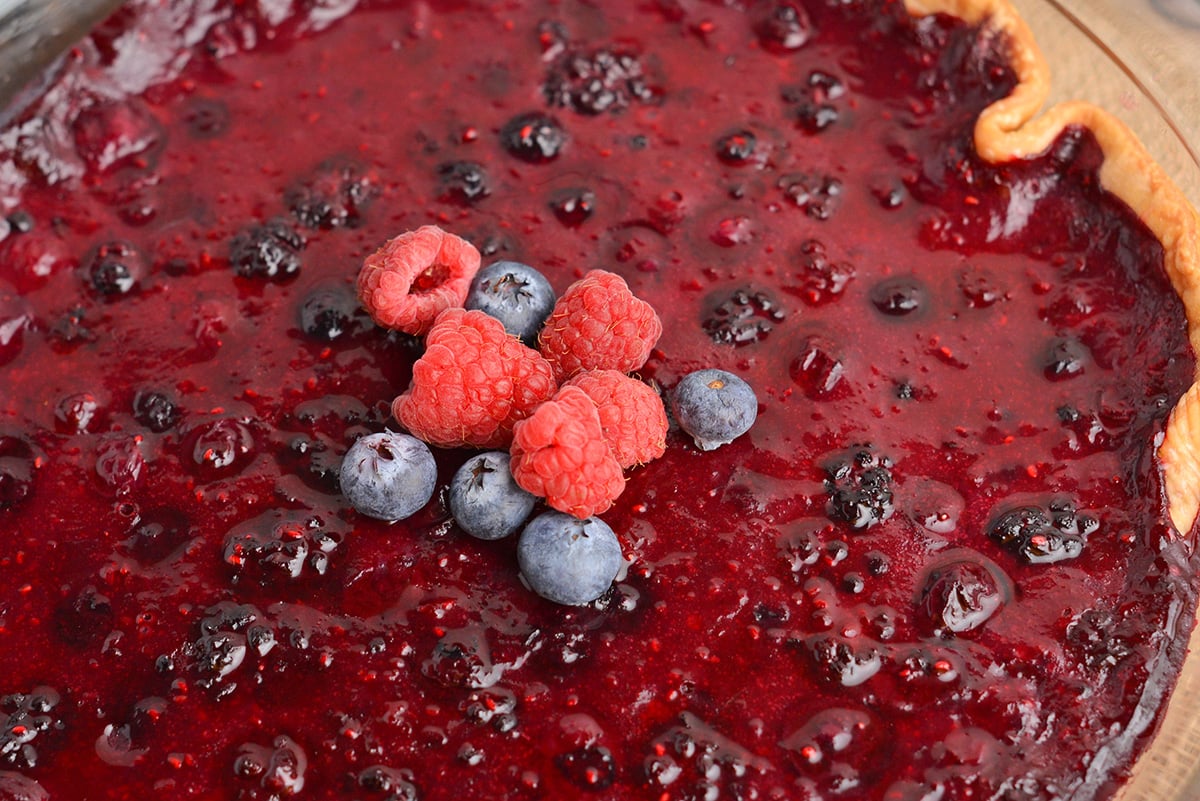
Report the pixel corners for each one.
[0,2,1196,800]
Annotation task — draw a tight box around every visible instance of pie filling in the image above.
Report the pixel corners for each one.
[0,1,1196,799]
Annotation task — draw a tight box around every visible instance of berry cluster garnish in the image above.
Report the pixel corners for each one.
[341,226,757,605]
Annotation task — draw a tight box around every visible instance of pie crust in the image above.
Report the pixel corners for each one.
[0,2,1198,798]
[906,0,1200,537]
[908,2,1200,797]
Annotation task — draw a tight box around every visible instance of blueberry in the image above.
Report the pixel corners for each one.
[549,187,596,227]
[517,512,623,606]
[715,130,757,164]
[182,98,230,139]
[0,434,38,509]
[84,240,145,296]
[448,452,536,541]
[297,282,360,341]
[500,112,567,163]
[670,369,758,451]
[869,276,927,317]
[339,432,436,521]
[437,161,491,204]
[464,261,556,344]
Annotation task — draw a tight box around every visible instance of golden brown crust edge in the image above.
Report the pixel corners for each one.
[904,0,1200,537]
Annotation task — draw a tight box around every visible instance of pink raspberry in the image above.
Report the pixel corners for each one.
[393,309,557,448]
[510,386,626,519]
[564,370,667,468]
[357,225,481,336]
[538,270,662,381]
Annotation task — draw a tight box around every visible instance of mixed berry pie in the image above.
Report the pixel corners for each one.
[2,1,1199,799]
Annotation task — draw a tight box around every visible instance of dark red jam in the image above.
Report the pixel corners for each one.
[1,2,1196,799]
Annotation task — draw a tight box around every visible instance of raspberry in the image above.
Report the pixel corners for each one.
[510,386,626,519]
[538,270,662,381]
[564,370,667,467]
[356,225,482,336]
[392,309,556,448]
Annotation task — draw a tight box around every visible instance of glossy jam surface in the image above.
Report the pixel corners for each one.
[0,2,1196,799]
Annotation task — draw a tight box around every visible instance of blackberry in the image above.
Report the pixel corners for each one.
[228,218,305,280]
[232,735,307,796]
[284,157,377,229]
[188,419,257,476]
[132,389,181,432]
[1,687,62,769]
[223,512,340,582]
[190,603,275,686]
[437,160,491,204]
[823,446,894,530]
[778,172,843,220]
[803,634,881,687]
[787,238,855,305]
[358,766,419,799]
[986,498,1097,564]
[702,286,786,346]
[783,71,845,134]
[500,112,567,163]
[422,632,494,689]
[543,46,658,115]
[918,557,1004,634]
